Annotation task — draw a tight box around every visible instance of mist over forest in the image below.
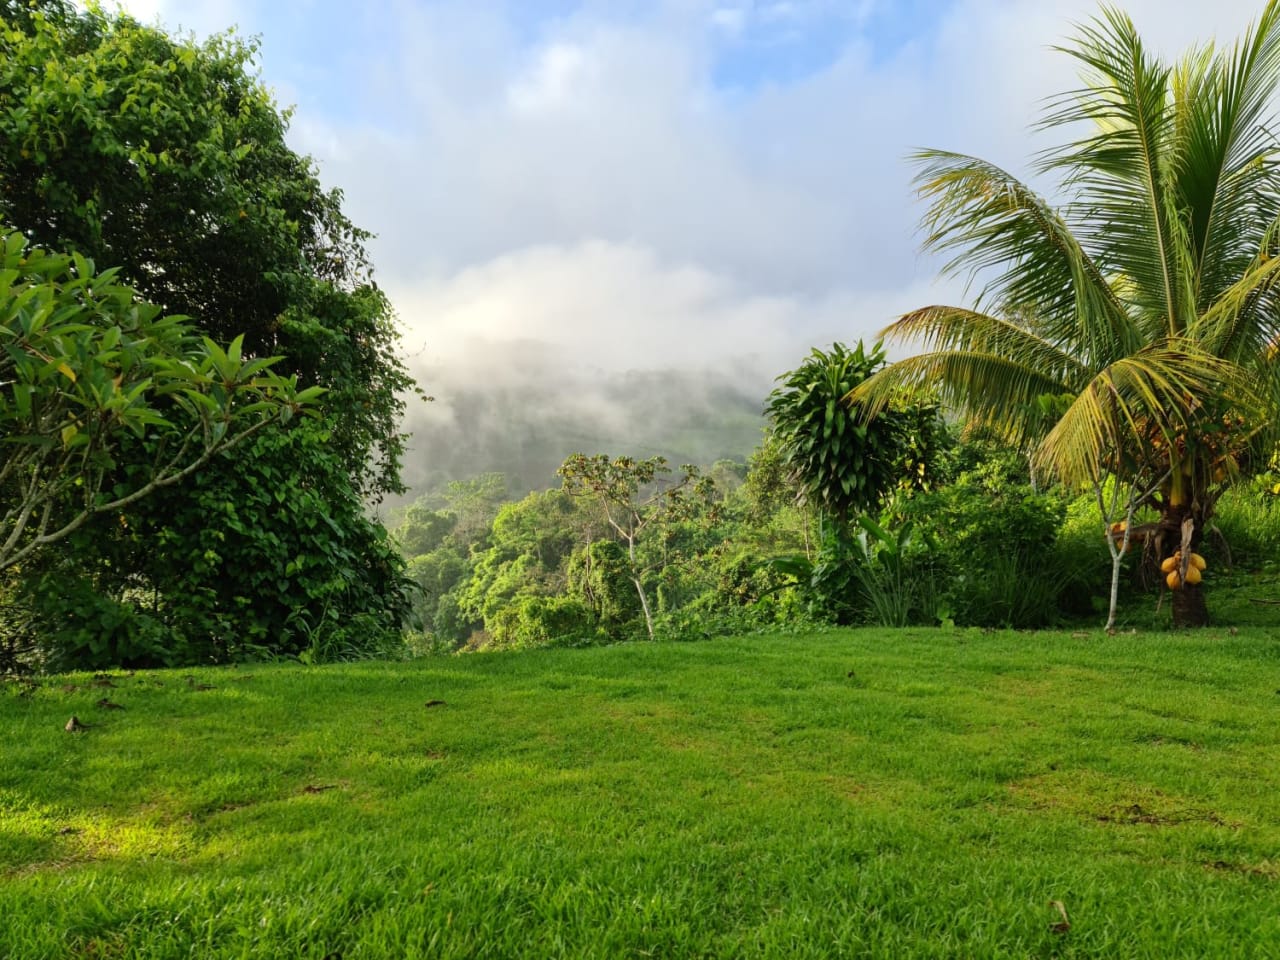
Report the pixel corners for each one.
[395,344,777,502]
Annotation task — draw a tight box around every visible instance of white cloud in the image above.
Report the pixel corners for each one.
[95,0,1280,480]
[389,238,956,388]
[507,43,594,114]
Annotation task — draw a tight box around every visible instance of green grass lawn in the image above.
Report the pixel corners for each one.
[3,627,1279,959]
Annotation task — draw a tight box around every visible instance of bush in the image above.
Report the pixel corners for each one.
[894,469,1066,627]
[20,422,415,667]
[487,596,596,650]
[22,571,180,670]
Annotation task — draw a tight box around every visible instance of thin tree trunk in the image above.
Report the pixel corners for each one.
[632,576,654,640]
[1095,480,1132,633]
[626,538,655,640]
[1095,472,1168,632]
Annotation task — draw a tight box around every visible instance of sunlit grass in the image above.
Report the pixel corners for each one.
[3,628,1279,957]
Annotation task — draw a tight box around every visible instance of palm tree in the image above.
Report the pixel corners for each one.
[855,3,1280,627]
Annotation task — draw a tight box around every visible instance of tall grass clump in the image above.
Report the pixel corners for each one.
[1209,484,1280,570]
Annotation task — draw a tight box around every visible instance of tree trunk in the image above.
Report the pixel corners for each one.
[1170,581,1209,627]
[626,538,655,640]
[1158,504,1209,628]
[632,576,654,640]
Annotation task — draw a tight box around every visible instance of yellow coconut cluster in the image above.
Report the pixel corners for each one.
[1161,551,1206,590]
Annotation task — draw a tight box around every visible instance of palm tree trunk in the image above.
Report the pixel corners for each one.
[1170,581,1208,627]
[1158,504,1209,628]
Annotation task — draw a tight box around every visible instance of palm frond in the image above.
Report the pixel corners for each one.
[1194,220,1280,359]
[1040,6,1191,335]
[1035,341,1248,482]
[910,150,1139,363]
[878,305,1089,387]
[1185,0,1280,307]
[852,348,1068,449]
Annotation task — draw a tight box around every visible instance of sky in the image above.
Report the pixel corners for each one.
[102,0,1275,486]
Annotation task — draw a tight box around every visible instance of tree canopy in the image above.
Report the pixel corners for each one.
[0,2,414,494]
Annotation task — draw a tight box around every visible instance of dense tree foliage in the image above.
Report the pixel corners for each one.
[0,3,411,493]
[558,455,717,641]
[765,342,938,528]
[0,229,308,572]
[856,3,1280,625]
[760,342,944,622]
[0,3,417,665]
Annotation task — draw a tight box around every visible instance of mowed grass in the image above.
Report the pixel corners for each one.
[2,628,1280,959]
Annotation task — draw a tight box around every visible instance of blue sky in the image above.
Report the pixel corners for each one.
[110,0,1273,477]
[151,2,957,125]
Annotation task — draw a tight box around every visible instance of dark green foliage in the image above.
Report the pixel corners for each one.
[0,0,73,32]
[0,4,419,667]
[0,230,307,574]
[765,341,940,524]
[0,572,38,673]
[0,6,413,497]
[894,462,1066,627]
[804,529,864,624]
[21,570,172,671]
[760,342,946,623]
[430,591,469,646]
[27,422,412,666]
[140,422,413,659]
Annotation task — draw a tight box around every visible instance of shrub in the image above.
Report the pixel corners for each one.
[894,470,1066,627]
[488,596,596,650]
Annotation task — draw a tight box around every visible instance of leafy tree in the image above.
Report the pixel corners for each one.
[766,341,937,530]
[456,489,583,643]
[0,229,306,573]
[395,505,457,559]
[558,454,716,640]
[437,473,510,549]
[763,341,941,622]
[0,4,419,654]
[0,4,411,493]
[566,540,641,630]
[855,4,1280,626]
